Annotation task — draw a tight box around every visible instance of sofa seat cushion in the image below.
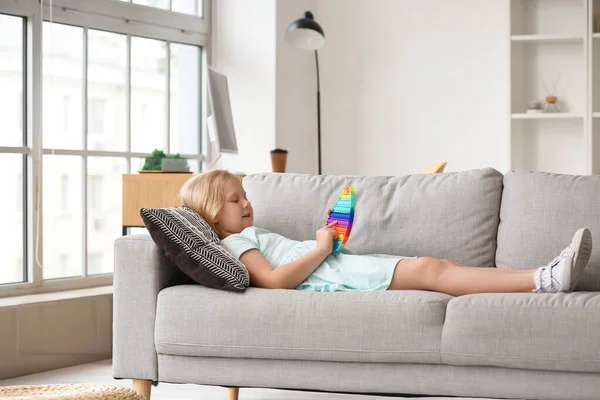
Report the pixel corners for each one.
[155,285,452,364]
[441,292,600,373]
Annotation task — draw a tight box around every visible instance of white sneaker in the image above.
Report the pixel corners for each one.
[533,228,593,293]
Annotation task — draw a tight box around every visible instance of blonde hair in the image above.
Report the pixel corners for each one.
[179,169,241,229]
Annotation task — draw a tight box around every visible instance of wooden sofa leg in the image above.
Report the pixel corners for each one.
[227,387,239,400]
[133,379,152,400]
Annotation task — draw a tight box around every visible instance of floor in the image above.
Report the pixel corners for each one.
[0,359,498,400]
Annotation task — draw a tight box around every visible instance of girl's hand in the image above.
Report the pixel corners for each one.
[316,221,338,255]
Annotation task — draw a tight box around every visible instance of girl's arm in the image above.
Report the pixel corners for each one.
[240,247,329,289]
[239,220,338,289]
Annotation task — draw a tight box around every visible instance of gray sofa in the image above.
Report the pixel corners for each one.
[113,168,600,400]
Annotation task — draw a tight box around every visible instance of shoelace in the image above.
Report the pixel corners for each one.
[546,245,574,269]
[535,244,575,293]
[535,265,558,293]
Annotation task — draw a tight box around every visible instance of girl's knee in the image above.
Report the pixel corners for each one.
[391,257,449,291]
[416,257,448,285]
[416,256,444,269]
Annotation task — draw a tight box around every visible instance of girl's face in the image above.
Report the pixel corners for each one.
[215,177,254,238]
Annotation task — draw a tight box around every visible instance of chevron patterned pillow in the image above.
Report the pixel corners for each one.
[140,206,250,291]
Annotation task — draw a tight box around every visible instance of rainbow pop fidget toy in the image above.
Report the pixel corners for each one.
[326,184,356,254]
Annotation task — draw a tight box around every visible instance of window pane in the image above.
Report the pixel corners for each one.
[170,43,200,154]
[43,155,83,279]
[133,0,168,10]
[187,159,201,172]
[172,0,203,17]
[43,23,83,150]
[131,157,142,173]
[88,30,127,151]
[131,37,167,153]
[0,15,24,147]
[0,154,25,285]
[88,157,127,275]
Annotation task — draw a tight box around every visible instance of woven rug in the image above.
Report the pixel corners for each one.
[0,384,144,400]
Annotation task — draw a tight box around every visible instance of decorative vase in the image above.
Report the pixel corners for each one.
[545,96,560,113]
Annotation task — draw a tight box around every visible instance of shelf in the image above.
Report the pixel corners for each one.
[509,0,591,175]
[511,34,584,44]
[511,113,583,120]
[593,112,600,118]
[593,33,600,39]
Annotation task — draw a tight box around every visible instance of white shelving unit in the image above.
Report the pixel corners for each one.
[511,113,583,120]
[511,34,584,44]
[590,0,600,174]
[510,0,595,175]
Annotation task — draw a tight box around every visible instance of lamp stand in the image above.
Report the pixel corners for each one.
[315,50,322,175]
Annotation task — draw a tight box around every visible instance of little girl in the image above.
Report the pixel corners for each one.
[180,169,593,296]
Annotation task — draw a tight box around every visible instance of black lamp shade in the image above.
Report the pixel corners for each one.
[285,11,325,51]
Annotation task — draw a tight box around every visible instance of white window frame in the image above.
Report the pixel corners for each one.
[0,0,210,297]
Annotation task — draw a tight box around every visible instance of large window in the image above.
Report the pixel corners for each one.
[0,0,208,295]
[0,14,24,147]
[0,14,26,286]
[119,0,203,17]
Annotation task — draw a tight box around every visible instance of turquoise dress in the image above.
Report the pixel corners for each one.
[221,226,416,292]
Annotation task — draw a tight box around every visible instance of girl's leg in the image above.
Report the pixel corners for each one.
[388,228,592,296]
[388,257,535,296]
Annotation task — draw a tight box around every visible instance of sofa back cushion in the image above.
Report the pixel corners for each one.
[243,168,504,268]
[497,171,600,291]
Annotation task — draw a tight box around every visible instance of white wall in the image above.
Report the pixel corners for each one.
[315,0,510,175]
[210,0,276,174]
[213,0,511,176]
[275,0,318,174]
[0,293,112,380]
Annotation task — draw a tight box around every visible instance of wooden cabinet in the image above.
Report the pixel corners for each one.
[122,173,193,233]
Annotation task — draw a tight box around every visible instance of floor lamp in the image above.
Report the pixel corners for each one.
[285,11,325,175]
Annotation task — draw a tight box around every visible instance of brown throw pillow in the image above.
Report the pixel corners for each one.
[140,206,250,291]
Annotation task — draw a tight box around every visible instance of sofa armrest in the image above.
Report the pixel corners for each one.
[112,234,189,381]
